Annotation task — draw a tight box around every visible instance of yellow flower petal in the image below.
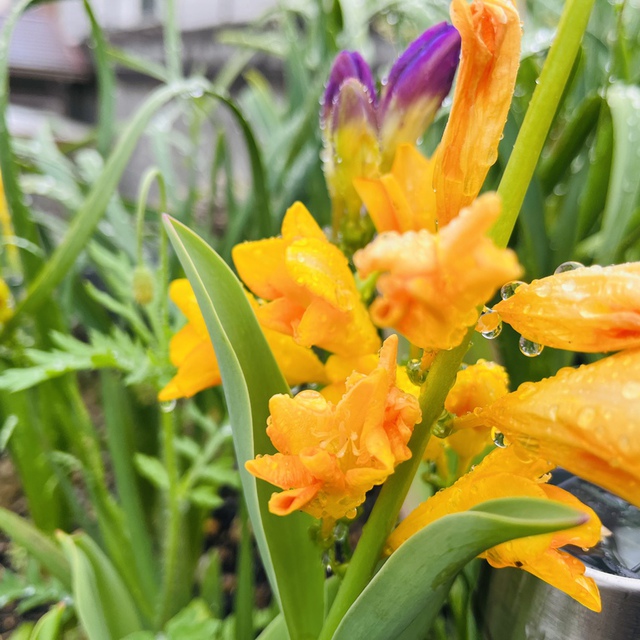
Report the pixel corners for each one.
[354,193,522,351]
[494,263,640,352]
[387,447,602,611]
[160,279,327,400]
[478,348,640,508]
[235,202,380,358]
[246,335,421,523]
[433,0,521,225]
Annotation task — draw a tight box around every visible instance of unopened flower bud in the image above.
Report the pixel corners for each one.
[379,23,461,170]
[132,265,154,305]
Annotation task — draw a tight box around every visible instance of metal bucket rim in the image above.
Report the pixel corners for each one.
[586,566,640,591]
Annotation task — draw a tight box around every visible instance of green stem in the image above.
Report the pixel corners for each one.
[163,0,183,82]
[491,0,596,249]
[319,335,472,640]
[156,406,185,626]
[136,168,167,265]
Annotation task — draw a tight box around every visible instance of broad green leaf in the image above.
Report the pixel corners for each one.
[333,497,589,640]
[0,507,70,588]
[29,602,66,640]
[165,600,221,640]
[163,217,324,640]
[188,487,224,510]
[74,534,144,636]
[134,454,170,490]
[596,84,640,263]
[57,533,112,640]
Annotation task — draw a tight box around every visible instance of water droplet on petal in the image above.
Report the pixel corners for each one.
[519,336,544,357]
[554,261,584,274]
[477,307,503,339]
[622,381,640,400]
[491,428,506,448]
[577,407,595,428]
[406,358,428,385]
[346,508,358,519]
[501,280,525,300]
[160,399,177,413]
[432,410,454,439]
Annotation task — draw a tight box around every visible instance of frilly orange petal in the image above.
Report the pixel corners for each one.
[268,484,322,516]
[246,336,421,523]
[433,0,521,225]
[478,349,640,508]
[354,144,437,234]
[354,193,522,351]
[494,263,640,352]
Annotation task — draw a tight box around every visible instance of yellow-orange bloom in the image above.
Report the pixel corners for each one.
[494,263,640,353]
[233,202,381,358]
[387,447,602,611]
[433,0,521,225]
[159,279,328,401]
[245,335,421,523]
[475,348,640,509]
[354,144,437,234]
[354,193,522,351]
[0,279,13,325]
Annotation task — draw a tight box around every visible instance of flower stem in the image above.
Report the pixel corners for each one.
[318,335,472,640]
[491,0,596,249]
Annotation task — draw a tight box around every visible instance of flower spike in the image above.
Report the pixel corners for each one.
[433,0,521,225]
[379,23,461,170]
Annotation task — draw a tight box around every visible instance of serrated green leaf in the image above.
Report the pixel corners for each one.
[333,497,589,640]
[163,216,324,640]
[165,599,221,640]
[134,454,170,490]
[188,487,224,510]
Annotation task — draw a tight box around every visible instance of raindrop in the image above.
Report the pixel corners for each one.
[406,358,428,386]
[554,261,584,274]
[160,399,176,413]
[432,410,454,439]
[577,406,595,428]
[491,428,506,448]
[346,508,357,519]
[477,307,503,339]
[518,336,544,357]
[500,280,525,300]
[334,521,349,542]
[622,382,640,400]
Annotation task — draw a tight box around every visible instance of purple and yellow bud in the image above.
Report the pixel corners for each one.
[322,76,381,243]
[379,22,461,170]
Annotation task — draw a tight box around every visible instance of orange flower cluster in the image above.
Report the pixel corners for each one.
[354,194,522,351]
[246,336,421,525]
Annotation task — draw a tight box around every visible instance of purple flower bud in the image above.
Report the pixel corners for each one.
[321,51,376,126]
[379,23,461,169]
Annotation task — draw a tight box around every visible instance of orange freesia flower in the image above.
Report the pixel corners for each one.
[494,263,640,353]
[245,335,421,524]
[433,0,521,225]
[354,144,437,234]
[233,202,381,358]
[158,279,328,401]
[474,348,640,509]
[354,193,522,351]
[387,447,602,611]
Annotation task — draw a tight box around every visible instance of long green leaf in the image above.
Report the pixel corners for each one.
[29,603,66,640]
[163,216,324,640]
[0,78,206,339]
[595,83,640,263]
[74,534,144,635]
[333,497,588,640]
[83,0,115,156]
[57,533,112,640]
[0,507,70,587]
